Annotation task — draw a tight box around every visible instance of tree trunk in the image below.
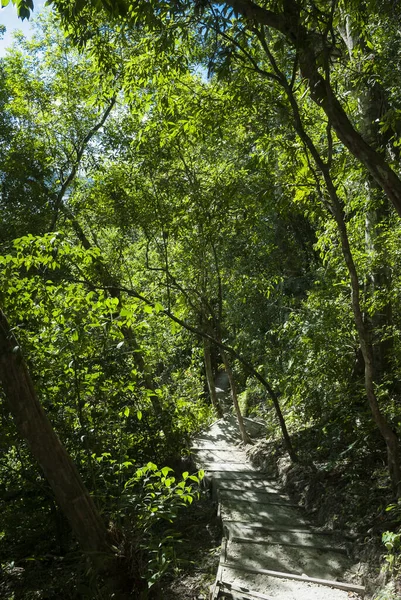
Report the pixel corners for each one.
[0,310,112,556]
[340,18,396,383]
[251,368,298,462]
[363,202,394,381]
[357,75,394,383]
[119,288,296,460]
[297,46,401,219]
[0,310,139,596]
[316,153,401,498]
[219,347,251,444]
[266,55,401,494]
[290,107,401,496]
[204,337,224,418]
[328,201,401,497]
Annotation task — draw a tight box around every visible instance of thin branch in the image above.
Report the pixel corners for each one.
[49,97,116,231]
[204,17,281,82]
[66,276,280,401]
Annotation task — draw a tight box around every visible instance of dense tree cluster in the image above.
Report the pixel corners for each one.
[1,0,401,597]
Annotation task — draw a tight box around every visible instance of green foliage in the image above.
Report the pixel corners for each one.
[373,587,400,600]
[4,1,33,20]
[123,463,205,588]
[382,530,401,572]
[382,501,401,575]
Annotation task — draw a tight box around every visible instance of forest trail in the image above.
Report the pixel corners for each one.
[191,416,366,600]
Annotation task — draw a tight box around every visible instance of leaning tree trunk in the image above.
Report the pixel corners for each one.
[313,146,401,498]
[340,15,397,382]
[0,310,133,589]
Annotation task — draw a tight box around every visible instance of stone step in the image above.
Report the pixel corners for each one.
[192,418,362,600]
[196,427,241,446]
[197,415,266,441]
[224,521,334,539]
[207,471,270,481]
[219,491,297,507]
[208,476,281,502]
[217,480,279,493]
[225,527,347,551]
[220,502,310,528]
[225,540,351,581]
[216,581,276,600]
[190,436,243,452]
[218,489,289,504]
[192,448,248,463]
[219,566,364,599]
[191,446,246,452]
[216,580,359,600]
[204,462,256,473]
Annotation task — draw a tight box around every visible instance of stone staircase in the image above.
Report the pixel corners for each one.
[191,416,365,600]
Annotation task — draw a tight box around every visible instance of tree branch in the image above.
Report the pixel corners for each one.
[49,97,116,230]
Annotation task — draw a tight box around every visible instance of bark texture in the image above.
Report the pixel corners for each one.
[0,310,111,556]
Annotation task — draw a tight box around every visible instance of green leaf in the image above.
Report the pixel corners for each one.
[154,302,164,314]
[161,466,173,477]
[170,320,180,334]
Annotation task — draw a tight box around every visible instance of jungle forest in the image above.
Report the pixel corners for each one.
[1,0,401,598]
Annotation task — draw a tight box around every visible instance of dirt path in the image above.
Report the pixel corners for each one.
[192,416,365,600]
